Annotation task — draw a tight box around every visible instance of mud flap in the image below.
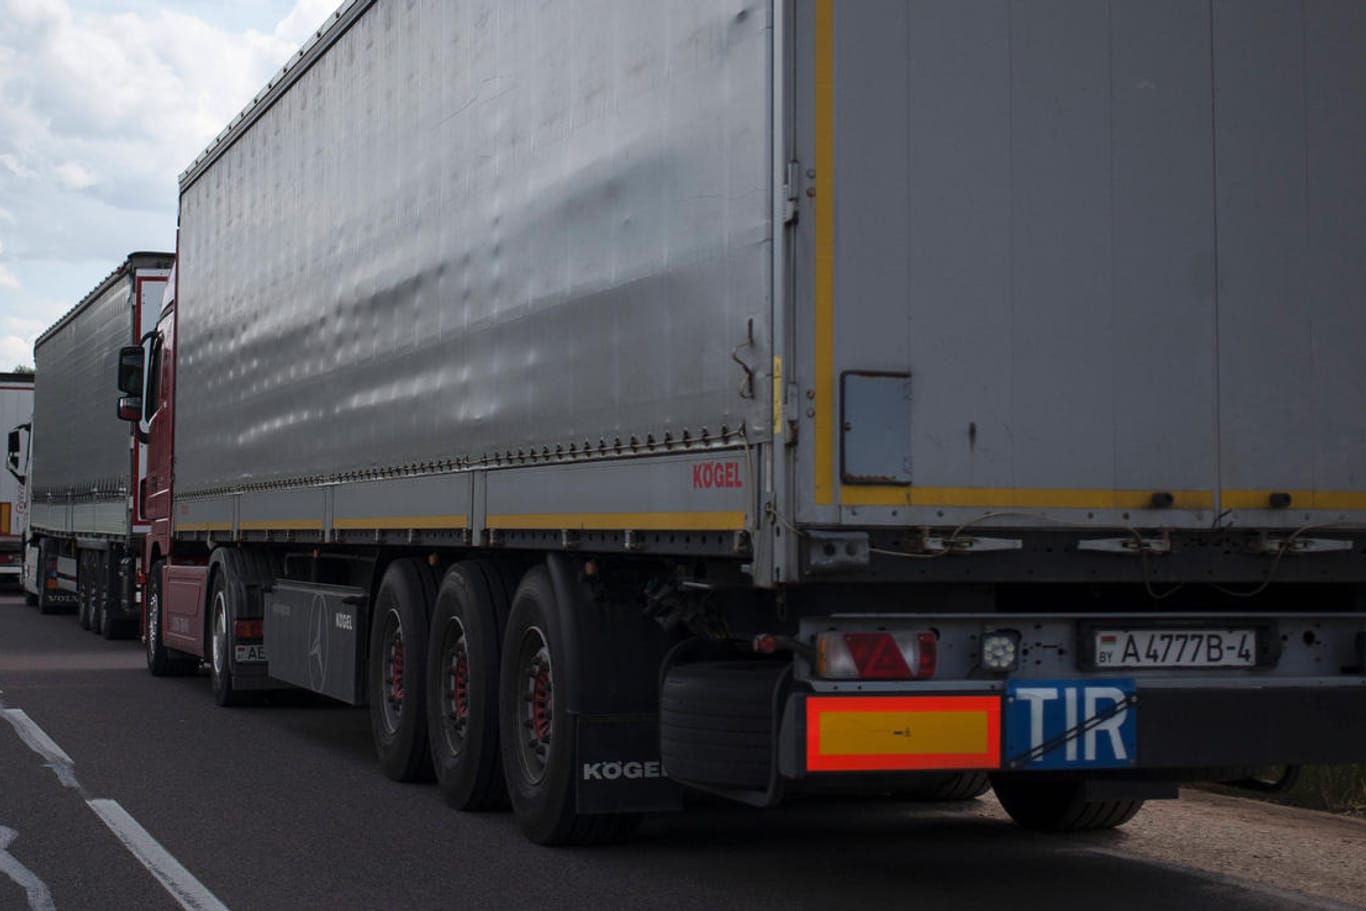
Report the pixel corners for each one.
[575,713,683,814]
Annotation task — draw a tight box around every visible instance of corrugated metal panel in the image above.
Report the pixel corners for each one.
[1213,0,1366,521]
[175,0,772,495]
[798,0,1364,528]
[30,254,171,535]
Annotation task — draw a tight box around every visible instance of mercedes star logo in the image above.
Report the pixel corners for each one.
[307,593,329,691]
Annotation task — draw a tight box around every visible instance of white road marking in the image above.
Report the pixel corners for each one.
[0,709,78,789]
[88,800,230,911]
[0,826,57,911]
[0,703,231,911]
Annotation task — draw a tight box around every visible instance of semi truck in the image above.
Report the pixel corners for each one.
[117,0,1366,844]
[22,253,174,629]
[0,372,35,586]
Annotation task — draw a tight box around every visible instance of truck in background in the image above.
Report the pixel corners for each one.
[118,0,1366,845]
[21,253,173,630]
[0,372,35,587]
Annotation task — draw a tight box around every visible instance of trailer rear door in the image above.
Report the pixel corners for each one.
[789,0,1366,531]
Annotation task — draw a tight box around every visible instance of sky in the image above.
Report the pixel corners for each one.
[0,0,342,369]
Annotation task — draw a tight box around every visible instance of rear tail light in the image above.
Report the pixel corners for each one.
[235,619,264,641]
[816,631,937,680]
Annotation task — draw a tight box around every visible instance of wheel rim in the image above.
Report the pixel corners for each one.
[379,609,405,735]
[513,626,553,785]
[212,591,228,676]
[438,618,470,758]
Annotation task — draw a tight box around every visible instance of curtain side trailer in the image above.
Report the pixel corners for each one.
[117,0,1366,843]
[28,253,173,634]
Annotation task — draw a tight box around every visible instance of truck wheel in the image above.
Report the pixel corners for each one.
[145,562,196,677]
[97,551,122,640]
[208,572,248,706]
[426,561,510,810]
[896,771,992,802]
[368,559,435,782]
[36,541,63,615]
[76,552,91,629]
[498,566,640,845]
[990,776,1144,832]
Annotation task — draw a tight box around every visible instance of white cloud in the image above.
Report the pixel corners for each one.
[0,0,327,367]
[0,154,36,179]
[0,334,35,370]
[53,161,97,189]
[273,0,341,46]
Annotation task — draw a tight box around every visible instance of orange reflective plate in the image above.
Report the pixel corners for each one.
[805,695,1001,772]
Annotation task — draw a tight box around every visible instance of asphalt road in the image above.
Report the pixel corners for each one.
[0,591,1360,911]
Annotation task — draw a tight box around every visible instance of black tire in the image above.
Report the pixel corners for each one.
[991,776,1144,832]
[426,561,512,810]
[208,568,248,706]
[36,540,63,615]
[498,566,640,845]
[145,562,196,677]
[76,552,93,630]
[97,552,118,640]
[659,661,783,792]
[897,771,993,802]
[368,559,436,782]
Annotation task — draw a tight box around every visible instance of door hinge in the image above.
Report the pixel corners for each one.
[783,160,800,224]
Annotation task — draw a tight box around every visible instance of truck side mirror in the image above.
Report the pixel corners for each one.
[117,395,142,423]
[118,346,145,395]
[5,424,25,484]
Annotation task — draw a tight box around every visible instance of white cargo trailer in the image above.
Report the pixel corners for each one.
[119,0,1366,844]
[28,254,173,631]
[0,372,35,585]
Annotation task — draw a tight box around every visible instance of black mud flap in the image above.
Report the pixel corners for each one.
[575,713,683,814]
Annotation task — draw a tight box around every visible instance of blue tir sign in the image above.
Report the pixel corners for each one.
[1004,679,1137,770]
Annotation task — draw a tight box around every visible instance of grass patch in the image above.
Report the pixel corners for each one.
[1201,765,1366,816]
[1283,765,1366,815]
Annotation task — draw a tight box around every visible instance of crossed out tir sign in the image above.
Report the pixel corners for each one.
[1005,680,1137,769]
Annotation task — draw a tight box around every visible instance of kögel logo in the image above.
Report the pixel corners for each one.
[582,761,664,781]
[692,461,743,490]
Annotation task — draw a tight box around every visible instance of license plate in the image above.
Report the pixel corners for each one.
[235,644,267,663]
[1093,629,1256,668]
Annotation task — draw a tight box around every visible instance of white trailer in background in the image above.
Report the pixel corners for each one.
[22,253,173,632]
[0,372,34,587]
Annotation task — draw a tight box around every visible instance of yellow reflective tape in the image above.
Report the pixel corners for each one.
[839,486,1216,511]
[1222,490,1366,511]
[772,356,784,436]
[819,710,990,757]
[485,512,748,532]
[814,0,835,505]
[332,515,468,530]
